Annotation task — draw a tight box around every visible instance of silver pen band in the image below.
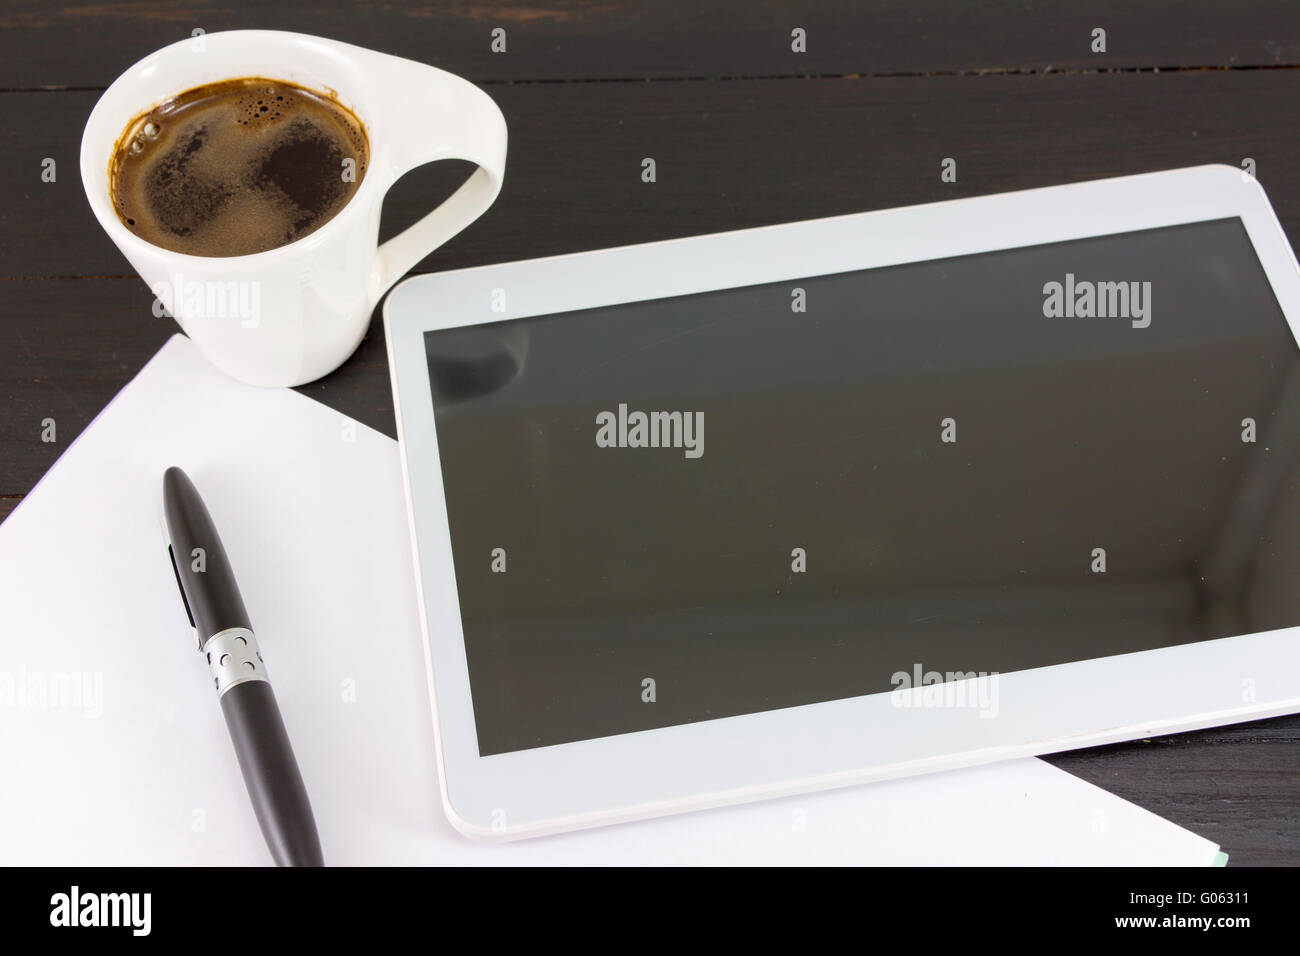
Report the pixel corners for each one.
[203,627,269,697]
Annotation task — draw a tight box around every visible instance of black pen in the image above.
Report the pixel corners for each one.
[163,466,324,867]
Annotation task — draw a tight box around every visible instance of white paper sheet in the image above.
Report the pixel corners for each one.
[0,335,1221,865]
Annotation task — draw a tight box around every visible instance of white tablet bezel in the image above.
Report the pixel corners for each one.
[385,165,1300,840]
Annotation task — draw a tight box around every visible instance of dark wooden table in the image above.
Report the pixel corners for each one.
[2,1,1297,863]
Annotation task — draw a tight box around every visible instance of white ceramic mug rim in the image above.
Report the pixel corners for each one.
[81,30,390,269]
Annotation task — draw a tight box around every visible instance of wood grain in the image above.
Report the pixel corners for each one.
[1046,715,1300,865]
[5,68,1299,280]
[1,1,1297,864]
[0,278,170,492]
[0,0,1296,89]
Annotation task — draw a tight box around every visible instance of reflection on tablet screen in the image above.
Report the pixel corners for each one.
[424,218,1300,755]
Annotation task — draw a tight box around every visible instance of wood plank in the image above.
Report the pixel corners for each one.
[0,278,172,493]
[3,16,1299,857]
[1046,714,1300,864]
[4,68,1299,280]
[0,274,394,494]
[0,1,1296,89]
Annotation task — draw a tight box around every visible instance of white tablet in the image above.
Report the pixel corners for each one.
[385,165,1300,840]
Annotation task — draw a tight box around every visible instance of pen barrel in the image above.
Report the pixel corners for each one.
[220,681,324,867]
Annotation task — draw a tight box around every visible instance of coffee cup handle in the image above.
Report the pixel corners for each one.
[370,68,507,304]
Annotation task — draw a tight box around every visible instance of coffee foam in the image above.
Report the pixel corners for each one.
[111,78,368,258]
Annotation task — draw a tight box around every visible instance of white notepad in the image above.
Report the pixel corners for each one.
[0,335,1223,865]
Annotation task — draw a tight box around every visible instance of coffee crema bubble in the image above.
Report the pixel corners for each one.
[110,77,369,257]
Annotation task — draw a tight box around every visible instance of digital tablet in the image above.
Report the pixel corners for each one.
[385,165,1300,839]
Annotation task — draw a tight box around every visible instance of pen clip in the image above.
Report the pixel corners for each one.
[168,544,202,650]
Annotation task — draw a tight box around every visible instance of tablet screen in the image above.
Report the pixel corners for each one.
[424,217,1300,756]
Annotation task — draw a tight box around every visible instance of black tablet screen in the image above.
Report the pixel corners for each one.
[424,217,1300,755]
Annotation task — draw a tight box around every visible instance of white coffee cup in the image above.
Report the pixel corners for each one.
[81,30,507,387]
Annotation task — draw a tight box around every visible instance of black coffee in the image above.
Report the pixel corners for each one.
[111,77,368,257]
